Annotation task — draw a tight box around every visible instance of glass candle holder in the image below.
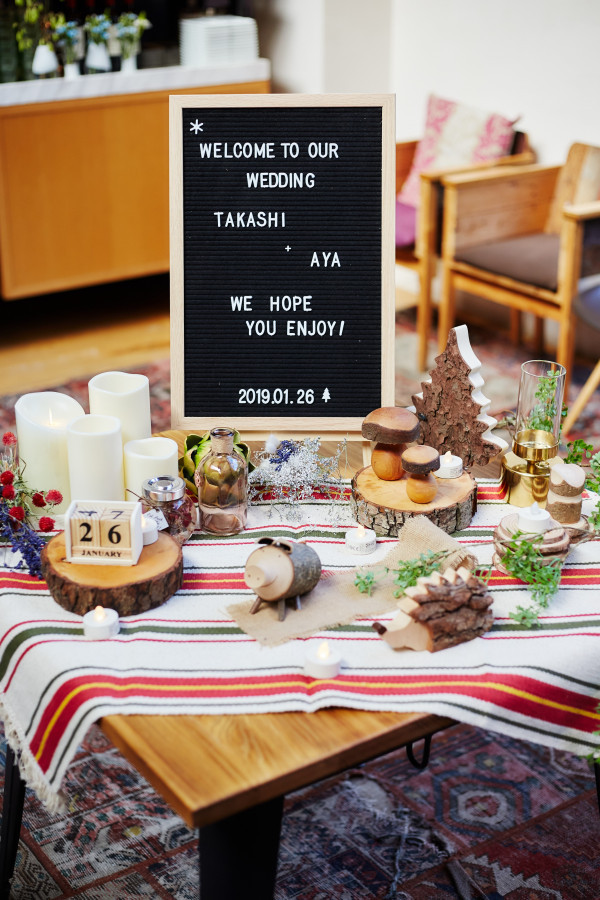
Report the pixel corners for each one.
[513,360,566,463]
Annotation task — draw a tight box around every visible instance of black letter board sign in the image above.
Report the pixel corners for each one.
[170,94,395,438]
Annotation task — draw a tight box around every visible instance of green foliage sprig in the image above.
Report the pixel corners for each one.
[585,451,600,531]
[564,439,594,465]
[500,530,563,627]
[526,369,567,434]
[354,550,451,598]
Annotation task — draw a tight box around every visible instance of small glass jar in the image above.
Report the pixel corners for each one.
[195,426,248,535]
[141,475,196,546]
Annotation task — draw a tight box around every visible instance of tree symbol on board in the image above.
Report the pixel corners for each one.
[321,388,331,402]
[411,325,507,468]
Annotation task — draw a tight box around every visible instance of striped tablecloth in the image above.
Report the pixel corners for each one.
[1,478,599,811]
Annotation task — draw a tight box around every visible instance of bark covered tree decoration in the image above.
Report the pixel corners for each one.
[411,325,507,468]
[372,566,494,652]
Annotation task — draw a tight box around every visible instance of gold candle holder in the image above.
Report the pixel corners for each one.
[501,361,565,507]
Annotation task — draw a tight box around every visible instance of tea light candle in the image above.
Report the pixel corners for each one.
[345,523,377,554]
[14,392,85,514]
[124,437,179,500]
[517,501,551,534]
[304,641,342,679]
[141,515,158,545]
[83,605,120,640]
[88,371,151,446]
[435,451,463,479]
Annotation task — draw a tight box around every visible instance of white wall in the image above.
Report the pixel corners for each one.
[255,0,600,164]
[390,0,600,164]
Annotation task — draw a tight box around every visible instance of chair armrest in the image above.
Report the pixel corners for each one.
[396,140,418,193]
[441,165,561,256]
[441,163,560,188]
[563,200,600,221]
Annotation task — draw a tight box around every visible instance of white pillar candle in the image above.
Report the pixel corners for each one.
[517,501,551,534]
[83,605,120,640]
[304,641,342,679]
[67,414,124,502]
[141,515,158,545]
[88,371,151,446]
[15,392,85,514]
[345,523,377,554]
[435,450,463,479]
[124,437,178,501]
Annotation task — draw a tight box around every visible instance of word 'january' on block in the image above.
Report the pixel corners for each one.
[64,500,143,566]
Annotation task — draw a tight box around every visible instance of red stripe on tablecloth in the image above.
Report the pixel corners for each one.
[31,669,599,773]
[0,573,48,590]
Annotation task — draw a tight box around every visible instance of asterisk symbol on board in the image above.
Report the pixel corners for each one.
[190,120,204,133]
[285,245,291,252]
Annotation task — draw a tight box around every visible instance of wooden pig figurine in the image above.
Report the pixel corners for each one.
[245,537,322,621]
[546,462,586,525]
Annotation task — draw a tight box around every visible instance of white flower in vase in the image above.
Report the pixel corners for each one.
[84,13,111,73]
[116,11,151,73]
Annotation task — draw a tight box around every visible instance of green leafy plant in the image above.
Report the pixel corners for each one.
[353,550,451,598]
[564,438,594,465]
[115,11,150,59]
[500,530,563,626]
[527,369,566,433]
[585,451,600,531]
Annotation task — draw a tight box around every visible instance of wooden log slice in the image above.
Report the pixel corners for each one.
[492,513,570,574]
[350,466,477,536]
[41,532,183,616]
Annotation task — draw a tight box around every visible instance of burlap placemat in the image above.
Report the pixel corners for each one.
[227,516,477,646]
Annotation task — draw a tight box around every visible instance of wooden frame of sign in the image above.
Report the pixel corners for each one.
[170,93,395,441]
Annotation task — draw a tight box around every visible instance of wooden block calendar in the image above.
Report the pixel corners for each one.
[65,501,143,566]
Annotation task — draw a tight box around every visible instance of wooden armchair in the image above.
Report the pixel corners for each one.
[395,131,535,371]
[438,143,600,394]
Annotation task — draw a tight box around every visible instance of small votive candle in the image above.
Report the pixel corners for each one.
[304,641,342,679]
[141,515,158,545]
[517,501,551,534]
[435,450,463,479]
[83,605,120,640]
[345,523,377,554]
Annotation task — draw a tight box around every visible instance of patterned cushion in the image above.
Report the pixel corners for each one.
[398,95,517,208]
[395,201,417,248]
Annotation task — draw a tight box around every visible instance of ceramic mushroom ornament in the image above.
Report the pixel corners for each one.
[401,445,441,503]
[361,407,420,481]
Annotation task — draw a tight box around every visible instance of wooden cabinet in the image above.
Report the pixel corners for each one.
[0,75,269,299]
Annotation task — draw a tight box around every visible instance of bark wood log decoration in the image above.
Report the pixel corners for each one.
[373,566,493,652]
[41,532,183,616]
[411,325,507,468]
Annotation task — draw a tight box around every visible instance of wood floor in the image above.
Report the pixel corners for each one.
[0,275,171,395]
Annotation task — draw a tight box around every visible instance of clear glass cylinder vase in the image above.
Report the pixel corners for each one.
[513,360,566,462]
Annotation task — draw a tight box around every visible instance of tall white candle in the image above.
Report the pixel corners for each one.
[88,371,151,445]
[124,437,179,500]
[15,392,85,513]
[67,414,124,502]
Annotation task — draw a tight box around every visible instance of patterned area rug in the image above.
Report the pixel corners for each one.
[4,720,598,899]
[2,312,600,898]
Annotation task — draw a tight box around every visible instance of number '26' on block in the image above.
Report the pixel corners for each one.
[65,501,143,566]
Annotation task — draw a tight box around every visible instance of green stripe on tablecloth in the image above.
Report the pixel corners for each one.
[0,627,82,681]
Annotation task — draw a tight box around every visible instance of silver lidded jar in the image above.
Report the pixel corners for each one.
[141,475,195,546]
[195,426,248,535]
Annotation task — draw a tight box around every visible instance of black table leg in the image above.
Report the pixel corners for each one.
[199,794,284,900]
[595,761,600,818]
[0,746,26,900]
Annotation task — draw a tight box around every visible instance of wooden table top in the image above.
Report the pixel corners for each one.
[101,434,493,828]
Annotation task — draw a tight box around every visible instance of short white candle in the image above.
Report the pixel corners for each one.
[517,501,551,534]
[345,523,377,554]
[124,437,178,500]
[435,450,463,479]
[83,605,120,640]
[67,414,124,502]
[141,514,158,545]
[88,371,151,446]
[14,392,85,514]
[304,641,342,679]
